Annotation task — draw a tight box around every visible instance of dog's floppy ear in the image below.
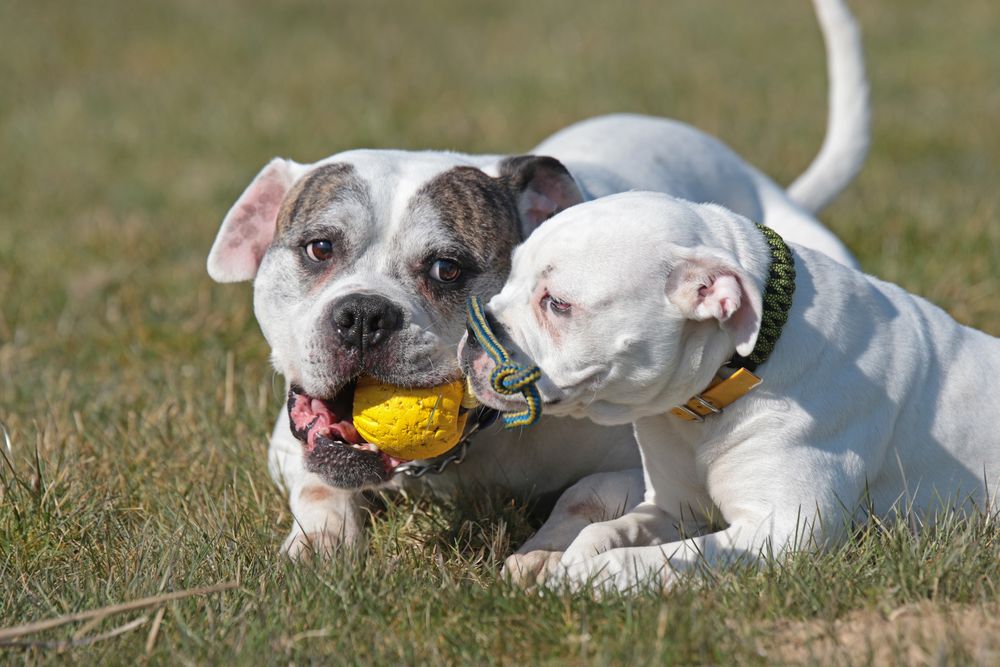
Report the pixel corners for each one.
[207,158,303,283]
[498,155,584,238]
[665,246,763,357]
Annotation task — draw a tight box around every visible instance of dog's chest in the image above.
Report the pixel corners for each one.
[633,414,716,511]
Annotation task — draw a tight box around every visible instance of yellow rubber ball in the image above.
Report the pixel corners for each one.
[352,376,478,461]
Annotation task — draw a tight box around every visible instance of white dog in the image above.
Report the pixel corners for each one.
[206,0,870,559]
[461,191,1000,592]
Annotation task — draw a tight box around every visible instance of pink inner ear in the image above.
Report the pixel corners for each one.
[721,274,762,357]
[696,275,742,322]
[514,163,584,234]
[667,257,763,357]
[519,191,559,226]
[207,160,295,283]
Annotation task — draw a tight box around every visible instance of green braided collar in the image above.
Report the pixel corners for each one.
[728,224,796,372]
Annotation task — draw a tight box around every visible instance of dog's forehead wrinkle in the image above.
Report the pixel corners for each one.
[318,149,504,238]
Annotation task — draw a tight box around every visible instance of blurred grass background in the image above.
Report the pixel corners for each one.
[1,0,998,663]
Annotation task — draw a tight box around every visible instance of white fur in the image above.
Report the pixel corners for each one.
[207,0,872,556]
[468,192,1000,592]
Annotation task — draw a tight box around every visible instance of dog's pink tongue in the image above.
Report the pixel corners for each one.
[291,395,363,450]
[327,419,362,445]
[381,452,405,470]
[290,392,409,471]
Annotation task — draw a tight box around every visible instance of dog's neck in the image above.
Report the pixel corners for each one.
[670,221,796,422]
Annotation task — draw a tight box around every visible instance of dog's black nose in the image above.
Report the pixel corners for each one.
[331,294,403,351]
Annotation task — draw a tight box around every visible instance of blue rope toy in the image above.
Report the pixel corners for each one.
[466,296,543,428]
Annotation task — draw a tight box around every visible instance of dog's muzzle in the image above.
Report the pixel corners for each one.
[466,296,542,428]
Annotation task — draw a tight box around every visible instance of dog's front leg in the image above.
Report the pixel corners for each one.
[503,504,680,588]
[268,413,367,559]
[560,501,689,560]
[516,469,646,553]
[280,474,367,560]
[503,469,645,586]
[550,513,813,593]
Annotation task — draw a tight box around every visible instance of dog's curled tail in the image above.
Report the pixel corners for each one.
[787,0,871,214]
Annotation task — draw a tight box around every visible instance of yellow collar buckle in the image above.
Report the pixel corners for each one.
[670,367,762,422]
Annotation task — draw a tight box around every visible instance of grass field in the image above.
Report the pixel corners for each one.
[2,0,999,663]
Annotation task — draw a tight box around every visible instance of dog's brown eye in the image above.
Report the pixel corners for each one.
[429,258,462,284]
[305,239,334,262]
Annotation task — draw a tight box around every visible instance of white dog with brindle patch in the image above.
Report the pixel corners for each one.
[207,0,870,560]
[460,191,1000,592]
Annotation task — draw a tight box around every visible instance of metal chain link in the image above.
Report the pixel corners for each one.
[392,408,496,479]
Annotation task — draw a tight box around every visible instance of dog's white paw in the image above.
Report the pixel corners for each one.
[280,483,367,561]
[561,522,627,562]
[502,550,564,588]
[547,551,675,594]
[280,528,346,561]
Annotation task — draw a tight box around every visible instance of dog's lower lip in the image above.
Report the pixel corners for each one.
[287,381,411,484]
[287,369,472,488]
